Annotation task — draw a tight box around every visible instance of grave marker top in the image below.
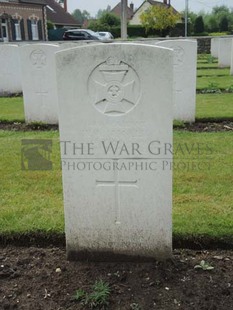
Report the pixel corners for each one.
[155,40,197,122]
[20,44,59,124]
[0,44,22,94]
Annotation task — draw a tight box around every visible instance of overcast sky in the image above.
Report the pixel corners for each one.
[68,0,233,16]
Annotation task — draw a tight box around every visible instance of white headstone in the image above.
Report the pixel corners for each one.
[155,40,197,123]
[0,44,22,95]
[56,43,173,261]
[211,38,220,58]
[20,44,59,124]
[230,40,233,75]
[218,38,233,67]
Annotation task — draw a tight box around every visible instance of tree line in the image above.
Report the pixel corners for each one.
[71,5,233,37]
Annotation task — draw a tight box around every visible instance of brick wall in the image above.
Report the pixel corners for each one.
[0,2,46,41]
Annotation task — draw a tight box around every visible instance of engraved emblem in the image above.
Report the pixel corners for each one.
[30,50,46,68]
[88,57,141,116]
[174,46,184,65]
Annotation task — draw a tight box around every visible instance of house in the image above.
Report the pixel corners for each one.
[111,1,134,21]
[0,0,79,42]
[129,0,177,25]
[45,0,80,29]
[0,0,47,42]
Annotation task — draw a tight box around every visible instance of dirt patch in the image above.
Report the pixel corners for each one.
[1,121,233,133]
[0,92,22,98]
[175,121,233,132]
[0,246,232,310]
[0,121,58,132]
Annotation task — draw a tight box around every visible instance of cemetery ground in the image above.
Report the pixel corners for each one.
[0,54,233,309]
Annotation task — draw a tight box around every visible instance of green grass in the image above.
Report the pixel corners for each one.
[173,131,233,237]
[0,97,24,122]
[196,93,233,120]
[196,75,233,90]
[197,63,219,69]
[0,130,64,233]
[0,130,232,239]
[197,54,217,62]
[197,68,230,77]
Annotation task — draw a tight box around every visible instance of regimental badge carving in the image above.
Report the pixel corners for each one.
[88,57,141,116]
[30,50,46,68]
[174,46,185,66]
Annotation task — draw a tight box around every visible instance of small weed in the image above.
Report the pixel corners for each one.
[226,85,233,93]
[207,55,215,64]
[73,280,110,309]
[201,82,221,94]
[130,303,142,310]
[173,120,185,128]
[73,289,86,302]
[194,260,214,271]
[88,280,111,308]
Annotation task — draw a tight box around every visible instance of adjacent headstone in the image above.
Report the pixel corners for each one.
[211,38,220,58]
[155,40,197,123]
[230,40,233,75]
[0,44,22,95]
[20,44,59,124]
[218,38,233,67]
[56,43,173,261]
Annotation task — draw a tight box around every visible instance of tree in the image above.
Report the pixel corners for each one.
[203,5,233,33]
[194,16,205,33]
[180,10,197,34]
[99,12,120,27]
[219,16,229,32]
[96,5,111,19]
[212,5,229,15]
[88,12,120,32]
[72,9,91,25]
[47,20,54,30]
[205,15,219,32]
[140,6,180,36]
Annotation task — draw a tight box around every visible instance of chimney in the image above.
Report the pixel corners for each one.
[63,0,67,12]
[130,2,134,11]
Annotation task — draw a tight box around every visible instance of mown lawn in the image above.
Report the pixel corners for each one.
[0,130,232,239]
[197,68,230,77]
[196,75,233,90]
[0,97,24,122]
[196,93,233,120]
[197,63,219,69]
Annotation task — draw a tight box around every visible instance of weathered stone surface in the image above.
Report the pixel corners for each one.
[56,43,173,261]
[20,44,59,124]
[155,40,197,122]
[0,44,22,95]
[218,38,233,68]
[211,38,220,58]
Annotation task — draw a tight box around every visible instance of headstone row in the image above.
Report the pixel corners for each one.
[0,44,22,96]
[0,40,198,123]
[211,37,233,72]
